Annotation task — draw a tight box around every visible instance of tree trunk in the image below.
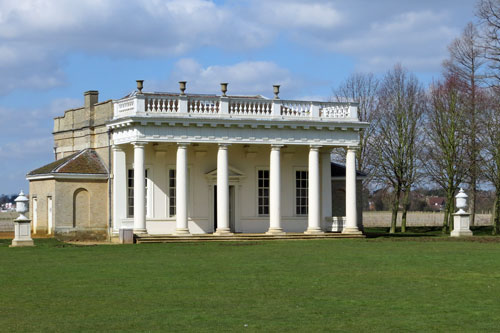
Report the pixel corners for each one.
[470,184,477,227]
[443,208,449,234]
[493,195,500,236]
[443,191,454,233]
[448,203,454,232]
[401,189,410,233]
[390,187,400,234]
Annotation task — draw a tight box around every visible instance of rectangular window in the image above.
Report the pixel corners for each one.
[168,169,176,217]
[127,169,148,218]
[296,170,308,215]
[257,169,269,216]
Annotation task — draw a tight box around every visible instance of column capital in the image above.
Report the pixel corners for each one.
[309,145,322,151]
[112,144,125,152]
[218,143,231,149]
[177,142,190,148]
[132,141,147,148]
[271,144,284,150]
[346,145,360,152]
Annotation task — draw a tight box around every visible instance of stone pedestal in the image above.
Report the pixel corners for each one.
[119,228,134,244]
[11,218,34,247]
[451,211,473,237]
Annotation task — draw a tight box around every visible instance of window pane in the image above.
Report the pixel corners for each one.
[168,169,176,217]
[257,169,270,216]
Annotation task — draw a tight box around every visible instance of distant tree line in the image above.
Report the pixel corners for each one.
[0,194,17,205]
[332,0,500,235]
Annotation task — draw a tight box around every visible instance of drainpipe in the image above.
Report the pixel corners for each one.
[108,129,112,241]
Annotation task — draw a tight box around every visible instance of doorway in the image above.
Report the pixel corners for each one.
[213,185,235,232]
[47,196,53,235]
[32,198,37,234]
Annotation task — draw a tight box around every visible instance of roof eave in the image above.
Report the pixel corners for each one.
[26,173,109,181]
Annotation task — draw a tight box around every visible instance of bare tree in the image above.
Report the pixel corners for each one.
[444,22,486,226]
[332,73,379,192]
[479,88,500,235]
[477,0,500,81]
[423,75,468,233]
[372,65,425,233]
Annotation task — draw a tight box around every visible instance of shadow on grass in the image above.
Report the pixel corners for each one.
[0,238,91,248]
[364,226,443,239]
[364,226,500,242]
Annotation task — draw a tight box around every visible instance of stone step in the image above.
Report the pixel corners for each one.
[135,233,364,244]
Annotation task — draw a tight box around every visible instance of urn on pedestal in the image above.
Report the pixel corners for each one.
[451,188,473,237]
[11,190,35,247]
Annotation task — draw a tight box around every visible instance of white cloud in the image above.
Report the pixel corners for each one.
[0,137,53,159]
[48,98,81,116]
[326,10,458,71]
[255,1,345,29]
[150,59,303,98]
[0,0,475,93]
[0,0,272,93]
[0,100,75,192]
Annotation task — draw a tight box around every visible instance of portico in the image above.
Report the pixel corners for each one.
[109,82,367,236]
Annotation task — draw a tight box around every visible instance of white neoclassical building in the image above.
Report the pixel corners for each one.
[27,81,367,240]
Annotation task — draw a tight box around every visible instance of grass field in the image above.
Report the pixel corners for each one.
[1,232,500,332]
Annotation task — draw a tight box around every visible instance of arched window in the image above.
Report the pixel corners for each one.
[73,188,90,228]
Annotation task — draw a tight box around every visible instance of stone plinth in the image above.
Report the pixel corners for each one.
[11,218,34,247]
[451,211,473,237]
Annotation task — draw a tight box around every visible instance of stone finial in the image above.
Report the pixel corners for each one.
[273,85,280,99]
[220,83,228,97]
[179,81,187,96]
[14,190,29,218]
[136,80,144,94]
[455,188,468,213]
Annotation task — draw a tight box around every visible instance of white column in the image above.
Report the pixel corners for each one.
[267,145,285,235]
[112,145,127,232]
[133,142,146,233]
[175,143,190,235]
[321,150,332,230]
[343,147,362,234]
[215,144,232,235]
[305,146,324,234]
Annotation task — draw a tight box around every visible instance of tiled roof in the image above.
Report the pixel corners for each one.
[428,197,445,206]
[28,149,108,176]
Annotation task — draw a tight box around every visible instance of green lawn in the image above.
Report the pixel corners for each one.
[1,235,500,332]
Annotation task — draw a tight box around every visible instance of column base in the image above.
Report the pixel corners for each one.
[266,228,286,235]
[174,228,191,236]
[214,228,233,236]
[451,229,473,237]
[342,227,363,235]
[133,228,147,234]
[10,239,35,247]
[304,228,325,235]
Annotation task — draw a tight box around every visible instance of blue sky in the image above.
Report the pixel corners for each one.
[0,0,476,194]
